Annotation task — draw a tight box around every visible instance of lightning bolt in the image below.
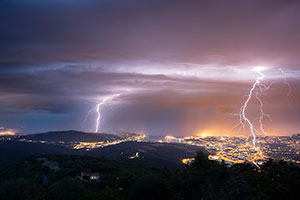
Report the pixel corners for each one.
[278,68,292,96]
[95,96,111,133]
[228,67,299,166]
[244,68,300,141]
[82,107,96,126]
[236,67,270,145]
[255,91,272,136]
[83,94,120,133]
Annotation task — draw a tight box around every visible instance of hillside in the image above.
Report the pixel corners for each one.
[19,130,121,143]
[0,141,76,168]
[0,138,203,169]
[89,141,205,169]
[1,153,300,200]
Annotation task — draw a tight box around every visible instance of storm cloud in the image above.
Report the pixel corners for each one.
[0,0,300,135]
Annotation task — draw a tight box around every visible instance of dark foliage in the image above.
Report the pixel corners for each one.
[0,152,300,200]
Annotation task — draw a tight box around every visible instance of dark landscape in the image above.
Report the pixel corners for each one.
[1,148,300,200]
[1,0,300,199]
[0,131,203,170]
[1,131,300,200]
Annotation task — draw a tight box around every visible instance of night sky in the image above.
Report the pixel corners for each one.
[1,0,300,136]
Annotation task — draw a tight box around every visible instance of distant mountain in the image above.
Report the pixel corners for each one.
[19,130,121,143]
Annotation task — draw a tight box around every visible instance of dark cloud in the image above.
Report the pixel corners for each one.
[0,0,299,66]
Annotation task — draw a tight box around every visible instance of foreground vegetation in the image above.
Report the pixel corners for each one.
[0,152,299,200]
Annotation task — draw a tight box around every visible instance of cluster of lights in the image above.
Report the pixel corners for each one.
[181,158,195,165]
[73,134,146,150]
[210,144,268,167]
[0,127,15,136]
[166,134,269,166]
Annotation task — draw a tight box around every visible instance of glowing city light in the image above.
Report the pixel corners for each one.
[182,158,195,165]
[0,130,15,136]
[196,132,210,138]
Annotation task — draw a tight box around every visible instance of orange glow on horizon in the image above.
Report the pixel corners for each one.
[0,130,15,136]
[196,132,209,138]
[195,130,214,138]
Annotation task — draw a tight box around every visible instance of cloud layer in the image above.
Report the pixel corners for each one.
[0,0,300,135]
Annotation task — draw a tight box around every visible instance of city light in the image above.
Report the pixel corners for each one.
[165,134,300,166]
[182,158,195,165]
[0,128,15,136]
